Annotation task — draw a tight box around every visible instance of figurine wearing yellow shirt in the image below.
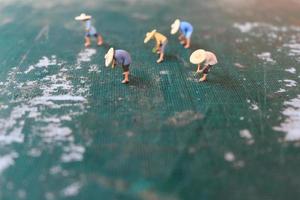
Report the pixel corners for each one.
[144,29,168,63]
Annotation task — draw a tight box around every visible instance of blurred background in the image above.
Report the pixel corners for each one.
[0,0,300,200]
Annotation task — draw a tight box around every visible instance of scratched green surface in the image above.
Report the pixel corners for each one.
[1,0,300,200]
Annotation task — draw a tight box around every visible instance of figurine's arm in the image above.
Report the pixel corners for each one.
[178,32,184,40]
[155,41,160,50]
[112,59,116,68]
[196,64,201,73]
[199,65,209,73]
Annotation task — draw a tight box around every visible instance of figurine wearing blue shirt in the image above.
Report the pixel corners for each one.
[105,48,132,84]
[171,19,193,48]
[75,13,103,47]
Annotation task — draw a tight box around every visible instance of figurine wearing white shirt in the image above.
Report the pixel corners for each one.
[190,49,218,82]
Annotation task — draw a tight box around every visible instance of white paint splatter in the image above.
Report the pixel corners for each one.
[62,182,82,197]
[159,70,169,75]
[0,152,18,174]
[275,88,286,93]
[17,189,27,199]
[240,129,252,139]
[234,63,246,68]
[77,48,96,63]
[224,152,235,162]
[41,125,73,143]
[284,79,297,87]
[233,22,257,33]
[234,22,300,65]
[24,56,57,74]
[0,127,24,145]
[257,52,276,64]
[33,95,86,102]
[0,52,92,174]
[285,67,296,74]
[0,17,14,26]
[240,129,255,145]
[0,105,31,145]
[88,64,100,73]
[233,22,290,34]
[283,42,300,62]
[246,99,259,110]
[24,66,35,74]
[61,145,85,163]
[27,148,42,157]
[274,95,300,141]
[166,111,203,126]
[250,103,259,111]
[45,192,55,200]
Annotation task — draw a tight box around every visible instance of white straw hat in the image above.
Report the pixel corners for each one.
[171,19,180,34]
[75,13,92,21]
[104,48,114,67]
[190,49,206,64]
[144,29,157,43]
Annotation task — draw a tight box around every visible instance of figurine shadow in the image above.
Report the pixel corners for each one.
[128,74,154,89]
[202,68,240,90]
[101,42,111,49]
[190,42,210,52]
[165,54,181,62]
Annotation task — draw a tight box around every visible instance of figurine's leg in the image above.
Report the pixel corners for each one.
[178,33,184,40]
[196,64,202,73]
[184,31,192,48]
[178,31,185,44]
[156,46,161,54]
[184,38,191,48]
[157,53,164,63]
[180,38,186,45]
[157,41,167,63]
[199,74,207,82]
[122,72,130,84]
[157,42,164,54]
[96,34,103,46]
[199,65,212,82]
[122,65,130,84]
[85,36,91,47]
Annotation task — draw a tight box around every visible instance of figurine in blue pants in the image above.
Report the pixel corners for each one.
[75,13,103,47]
[171,19,193,48]
[105,48,132,84]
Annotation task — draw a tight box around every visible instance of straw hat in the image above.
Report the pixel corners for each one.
[171,19,180,34]
[75,13,92,21]
[104,48,114,67]
[190,49,206,64]
[144,29,157,43]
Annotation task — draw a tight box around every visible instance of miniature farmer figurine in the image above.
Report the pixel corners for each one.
[171,19,193,48]
[75,13,103,47]
[190,49,218,82]
[105,48,132,84]
[144,29,168,63]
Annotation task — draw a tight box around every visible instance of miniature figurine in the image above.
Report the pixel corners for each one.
[144,29,168,63]
[105,48,132,84]
[171,19,193,49]
[75,13,103,47]
[190,49,218,82]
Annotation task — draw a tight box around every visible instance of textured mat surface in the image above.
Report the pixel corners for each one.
[0,0,300,199]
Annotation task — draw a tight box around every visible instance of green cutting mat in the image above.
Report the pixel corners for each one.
[1,0,300,199]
